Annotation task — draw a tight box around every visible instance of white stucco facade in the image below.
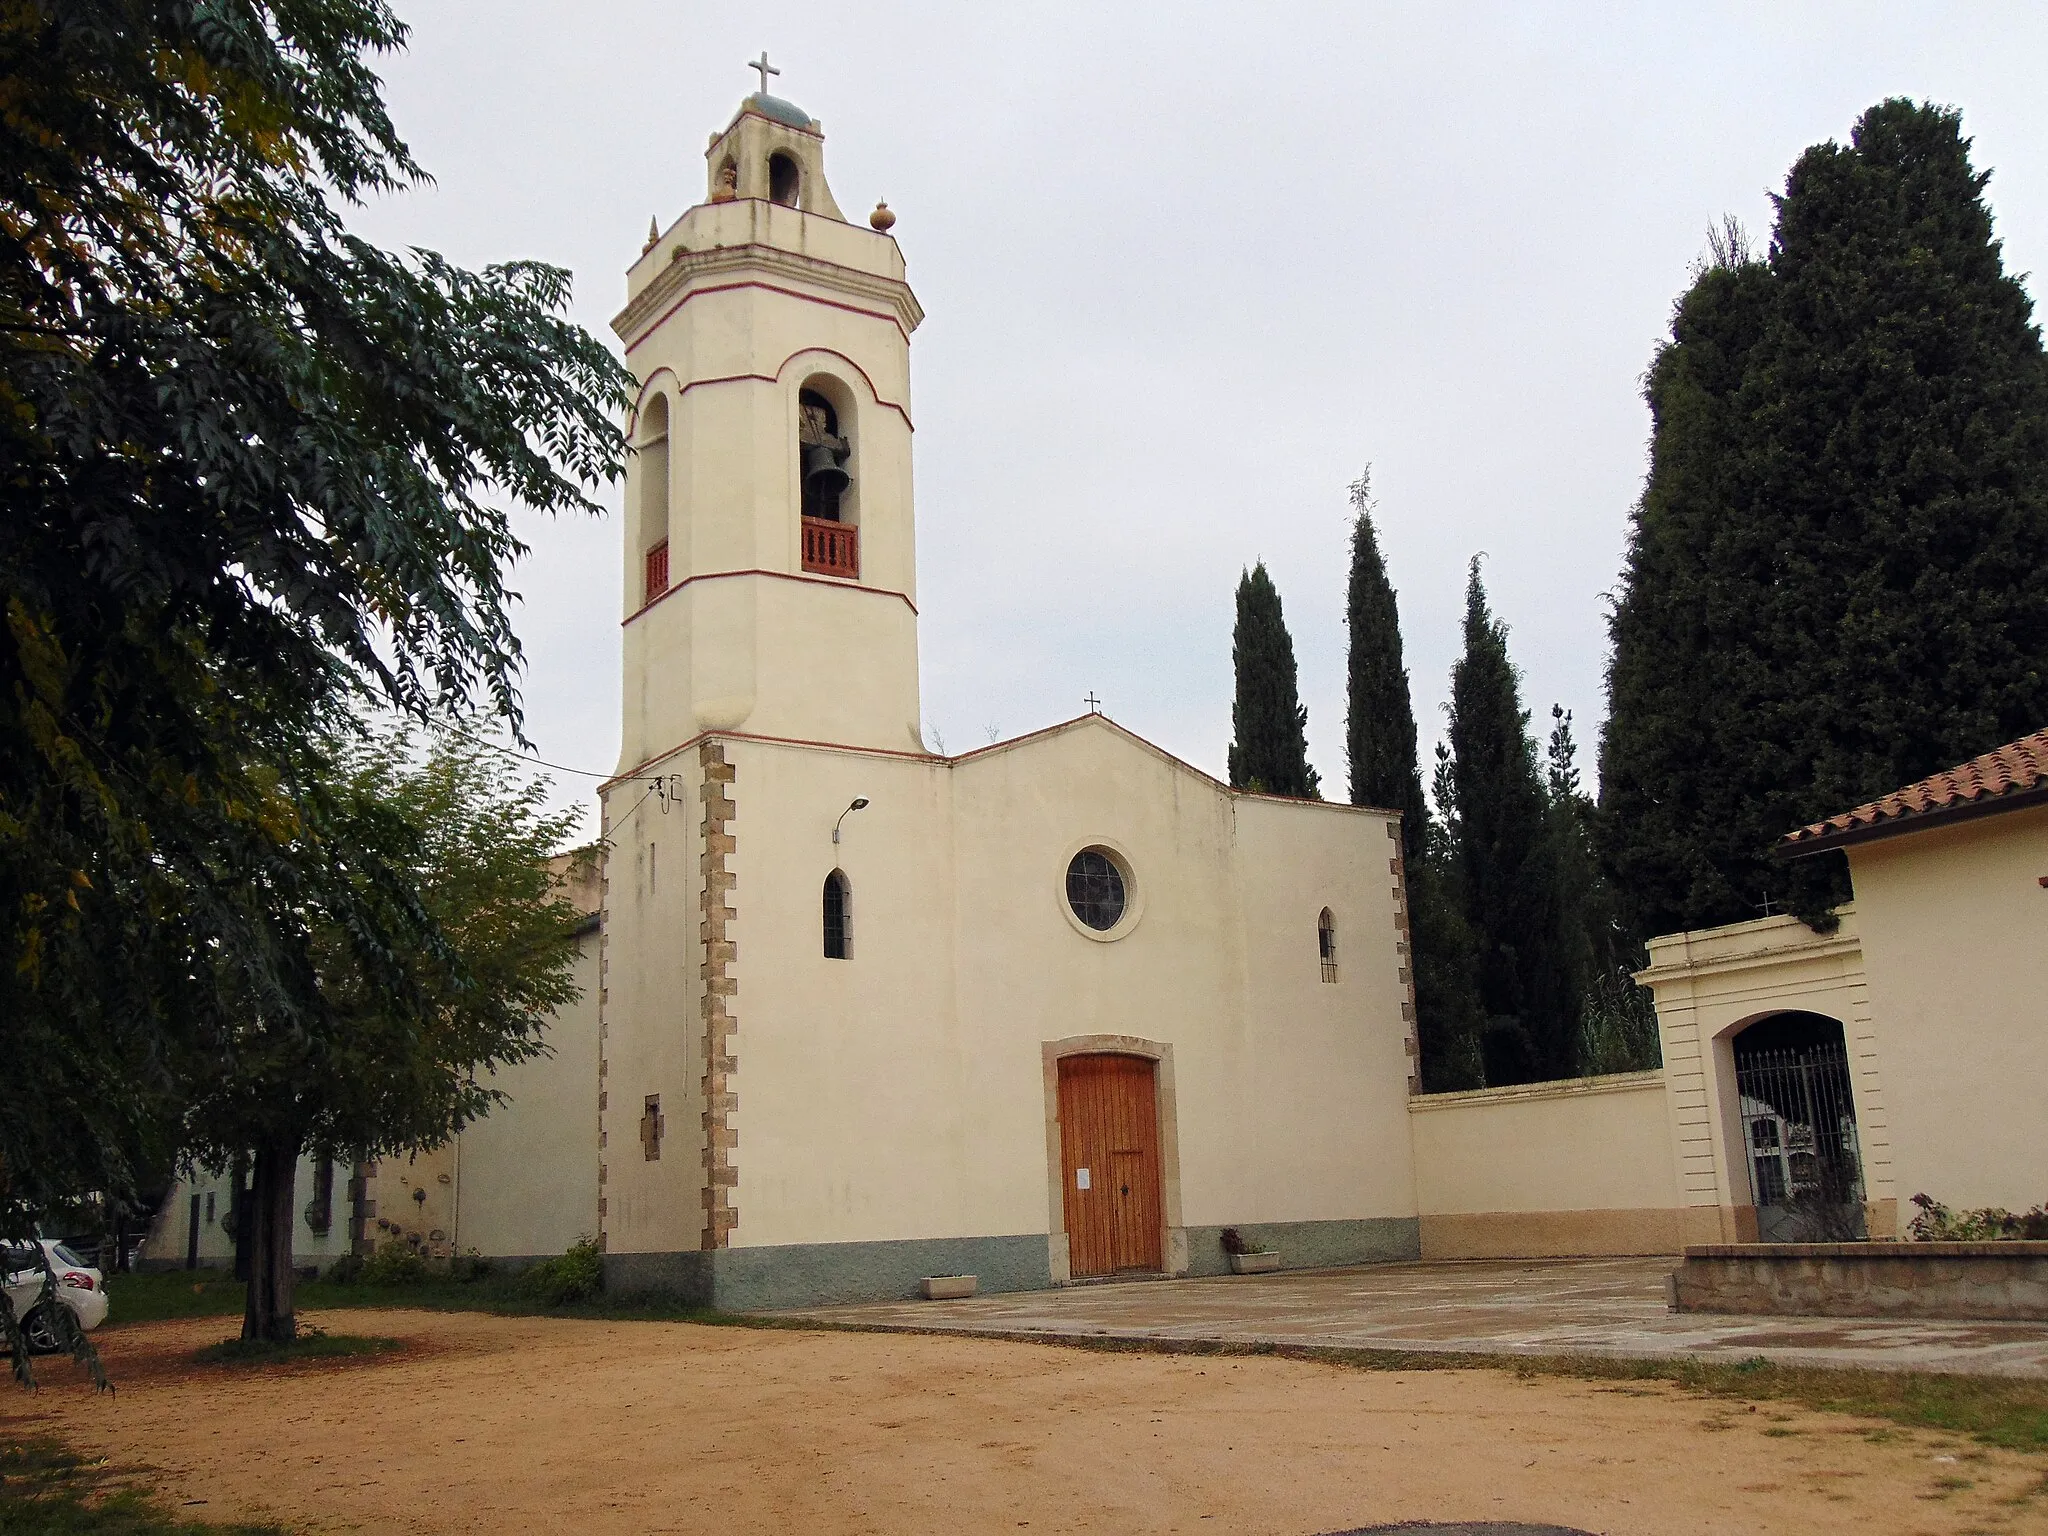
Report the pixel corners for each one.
[594,91,1422,1307]
[1838,803,2048,1212]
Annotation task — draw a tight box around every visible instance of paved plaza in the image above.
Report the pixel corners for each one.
[775,1255,2048,1377]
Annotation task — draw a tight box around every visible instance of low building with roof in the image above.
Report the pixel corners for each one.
[1633,728,2048,1243]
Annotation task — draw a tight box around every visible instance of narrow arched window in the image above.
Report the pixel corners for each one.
[1318,908,1338,983]
[822,870,851,960]
[639,394,671,604]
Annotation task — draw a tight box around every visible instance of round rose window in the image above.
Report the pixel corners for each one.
[1066,848,1127,931]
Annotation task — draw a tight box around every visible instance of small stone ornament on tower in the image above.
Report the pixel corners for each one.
[869,199,896,232]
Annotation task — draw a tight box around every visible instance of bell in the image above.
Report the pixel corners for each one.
[803,440,851,496]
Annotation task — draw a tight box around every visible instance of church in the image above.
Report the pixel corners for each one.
[141,74,2048,1299]
[590,75,1425,1308]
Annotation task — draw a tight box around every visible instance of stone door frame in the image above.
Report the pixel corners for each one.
[1041,1035,1187,1284]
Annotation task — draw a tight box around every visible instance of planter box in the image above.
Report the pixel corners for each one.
[1672,1242,2048,1321]
[1228,1251,1282,1275]
[920,1274,977,1300]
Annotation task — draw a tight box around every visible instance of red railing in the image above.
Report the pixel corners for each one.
[801,517,859,579]
[644,540,669,604]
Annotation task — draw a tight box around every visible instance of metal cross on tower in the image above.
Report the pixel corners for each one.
[1084,692,1101,713]
[749,51,780,95]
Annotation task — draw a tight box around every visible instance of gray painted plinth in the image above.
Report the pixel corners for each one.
[607,1219,1419,1312]
[606,1233,1052,1312]
[1182,1218,1420,1278]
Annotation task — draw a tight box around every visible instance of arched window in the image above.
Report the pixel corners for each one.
[639,394,671,604]
[768,152,801,207]
[1318,908,1338,982]
[822,869,851,960]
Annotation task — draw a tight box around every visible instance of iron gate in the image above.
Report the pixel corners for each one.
[1735,1040,1866,1242]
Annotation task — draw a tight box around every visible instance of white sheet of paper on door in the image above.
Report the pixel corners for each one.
[1075,1168,1091,1190]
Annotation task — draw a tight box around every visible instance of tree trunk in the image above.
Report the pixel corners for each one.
[242,1138,300,1343]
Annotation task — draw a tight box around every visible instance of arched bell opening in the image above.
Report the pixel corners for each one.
[768,151,801,208]
[1731,1010,1866,1242]
[797,376,859,579]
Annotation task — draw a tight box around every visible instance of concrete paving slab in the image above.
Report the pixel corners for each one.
[769,1256,2048,1377]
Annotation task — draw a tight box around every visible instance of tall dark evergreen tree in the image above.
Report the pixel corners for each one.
[1601,100,2048,935]
[1228,562,1321,798]
[1446,562,1579,1084]
[1545,707,1660,1074]
[1342,472,1481,1089]
[1344,473,1426,839]
[1417,743,1488,1090]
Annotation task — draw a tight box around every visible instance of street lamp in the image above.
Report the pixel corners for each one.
[832,796,870,845]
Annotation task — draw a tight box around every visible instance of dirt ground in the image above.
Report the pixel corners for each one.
[7,1309,2047,1536]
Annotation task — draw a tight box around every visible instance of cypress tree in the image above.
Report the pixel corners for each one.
[1415,743,1488,1090]
[1447,561,1579,1084]
[1546,707,1660,1074]
[1342,472,1482,1089]
[1601,100,2048,935]
[1228,562,1321,798]
[1344,473,1426,844]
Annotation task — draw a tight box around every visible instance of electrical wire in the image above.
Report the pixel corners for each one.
[427,717,674,786]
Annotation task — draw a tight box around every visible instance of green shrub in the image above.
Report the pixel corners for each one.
[447,1250,495,1284]
[324,1252,366,1284]
[1909,1193,2048,1241]
[359,1242,428,1286]
[520,1237,602,1306]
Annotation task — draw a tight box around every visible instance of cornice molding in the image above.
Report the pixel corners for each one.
[614,241,924,350]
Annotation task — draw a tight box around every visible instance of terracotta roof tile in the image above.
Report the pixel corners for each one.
[1782,727,2048,852]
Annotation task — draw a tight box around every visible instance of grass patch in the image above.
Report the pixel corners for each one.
[0,1437,285,1535]
[1520,1350,2048,1454]
[191,1331,400,1367]
[105,1266,738,1329]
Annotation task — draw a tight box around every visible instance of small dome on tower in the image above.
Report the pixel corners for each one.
[745,92,813,129]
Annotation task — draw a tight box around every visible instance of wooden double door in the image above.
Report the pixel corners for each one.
[1057,1054,1164,1278]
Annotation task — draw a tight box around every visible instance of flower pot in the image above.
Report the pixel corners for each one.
[1228,1251,1281,1275]
[921,1274,977,1300]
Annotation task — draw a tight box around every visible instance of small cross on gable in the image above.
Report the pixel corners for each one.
[749,51,780,95]
[1085,692,1101,713]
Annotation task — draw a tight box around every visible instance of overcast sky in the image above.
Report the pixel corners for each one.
[345,3,2048,829]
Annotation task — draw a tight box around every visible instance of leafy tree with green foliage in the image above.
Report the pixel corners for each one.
[1601,100,2048,935]
[1228,563,1321,798]
[182,725,588,1343]
[0,0,630,1353]
[1445,561,1579,1084]
[1342,472,1481,1089]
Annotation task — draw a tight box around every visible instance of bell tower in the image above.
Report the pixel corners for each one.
[612,67,925,770]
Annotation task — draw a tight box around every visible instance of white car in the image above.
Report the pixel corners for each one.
[3,1239,109,1351]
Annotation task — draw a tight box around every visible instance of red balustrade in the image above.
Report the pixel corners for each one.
[802,517,859,579]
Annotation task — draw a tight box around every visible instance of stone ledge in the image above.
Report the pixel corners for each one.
[1687,1242,2048,1259]
[1673,1242,2048,1320]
